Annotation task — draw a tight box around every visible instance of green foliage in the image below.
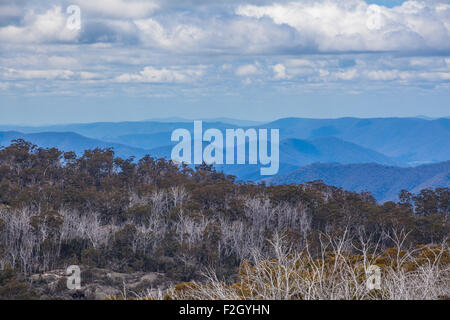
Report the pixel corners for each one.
[30,210,63,235]
[81,248,106,267]
[0,265,38,300]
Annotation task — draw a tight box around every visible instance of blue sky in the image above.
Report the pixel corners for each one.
[0,0,449,125]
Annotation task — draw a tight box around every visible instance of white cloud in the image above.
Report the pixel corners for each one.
[73,0,158,19]
[220,64,232,71]
[2,68,75,80]
[47,56,79,68]
[272,64,289,80]
[367,70,412,81]
[319,69,330,78]
[0,6,80,43]
[0,0,449,98]
[115,66,205,83]
[2,0,449,54]
[336,69,359,80]
[1,68,107,81]
[418,72,450,81]
[236,0,450,52]
[79,72,104,80]
[235,63,262,76]
[286,59,316,68]
[134,18,207,50]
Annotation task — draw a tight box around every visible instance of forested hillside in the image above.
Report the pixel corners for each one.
[0,140,448,299]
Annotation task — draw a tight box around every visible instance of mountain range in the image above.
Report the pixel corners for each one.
[266,161,450,202]
[258,117,450,164]
[0,116,449,202]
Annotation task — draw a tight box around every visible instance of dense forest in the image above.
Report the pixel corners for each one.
[0,140,448,299]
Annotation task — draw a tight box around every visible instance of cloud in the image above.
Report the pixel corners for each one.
[0,6,80,43]
[272,64,289,80]
[1,68,107,81]
[367,70,410,81]
[235,63,262,76]
[418,71,450,81]
[0,2,23,27]
[366,69,450,81]
[335,68,359,80]
[236,0,450,53]
[73,0,159,19]
[3,1,448,54]
[2,68,75,80]
[134,18,207,50]
[286,59,316,68]
[79,71,104,80]
[0,0,449,99]
[115,66,206,83]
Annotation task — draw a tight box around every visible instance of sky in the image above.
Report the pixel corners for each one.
[0,0,449,125]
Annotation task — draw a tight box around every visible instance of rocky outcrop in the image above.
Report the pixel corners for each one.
[29,267,171,300]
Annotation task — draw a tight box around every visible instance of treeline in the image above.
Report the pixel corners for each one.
[0,140,448,298]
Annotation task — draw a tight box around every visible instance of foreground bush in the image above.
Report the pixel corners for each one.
[153,233,450,300]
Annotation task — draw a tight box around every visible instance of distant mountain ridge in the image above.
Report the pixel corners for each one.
[0,131,397,167]
[279,137,398,167]
[1,116,449,202]
[258,117,450,164]
[266,161,450,202]
[145,117,265,127]
[1,117,448,165]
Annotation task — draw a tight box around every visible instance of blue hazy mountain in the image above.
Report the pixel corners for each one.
[0,123,449,201]
[1,117,449,200]
[259,117,450,164]
[278,137,398,166]
[1,117,448,165]
[0,129,398,174]
[108,132,174,150]
[0,131,150,160]
[144,136,396,163]
[0,120,240,141]
[145,117,264,127]
[0,122,193,141]
[200,118,265,127]
[266,161,450,202]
